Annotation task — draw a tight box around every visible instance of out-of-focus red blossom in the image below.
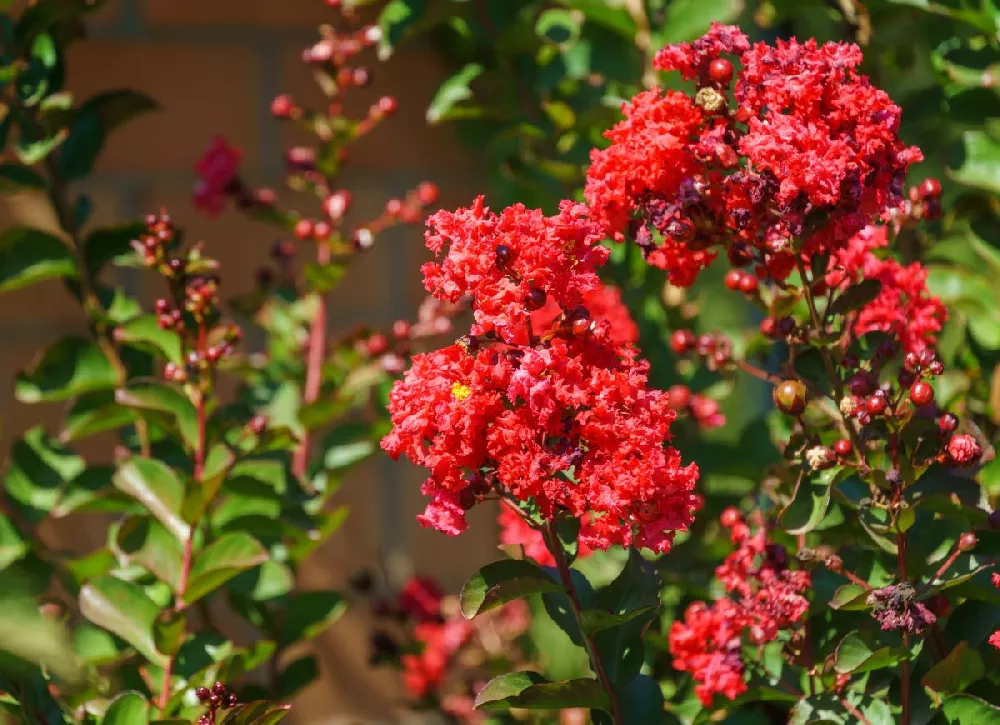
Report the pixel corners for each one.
[669,511,810,704]
[948,434,982,466]
[382,331,700,552]
[398,577,444,623]
[497,503,592,567]
[401,618,475,700]
[529,282,639,346]
[826,225,946,353]
[193,137,243,216]
[690,394,726,431]
[587,23,922,289]
[422,197,609,345]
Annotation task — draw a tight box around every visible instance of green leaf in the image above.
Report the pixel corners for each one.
[579,605,658,635]
[0,577,80,682]
[15,336,117,403]
[103,692,149,725]
[536,9,581,45]
[280,591,347,647]
[834,631,908,674]
[475,672,609,712]
[218,702,291,725]
[658,0,742,44]
[922,641,984,708]
[57,90,160,181]
[950,130,1000,195]
[940,695,1000,722]
[829,279,882,316]
[79,574,167,666]
[460,559,565,619]
[781,469,839,535]
[613,675,664,725]
[184,533,269,604]
[63,391,136,442]
[153,609,187,657]
[377,0,428,56]
[319,422,375,472]
[0,164,46,194]
[113,458,190,541]
[426,63,483,124]
[115,314,184,364]
[116,383,199,449]
[113,515,183,591]
[556,0,636,37]
[0,226,75,294]
[5,426,84,523]
[829,583,868,611]
[83,222,143,275]
[0,515,28,571]
[182,444,234,524]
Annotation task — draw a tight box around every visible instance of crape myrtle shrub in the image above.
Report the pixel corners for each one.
[1,1,1000,725]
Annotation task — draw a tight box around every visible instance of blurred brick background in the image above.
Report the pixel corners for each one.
[0,1,498,722]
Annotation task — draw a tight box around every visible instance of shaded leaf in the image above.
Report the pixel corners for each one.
[84,222,144,275]
[281,591,347,647]
[184,533,269,604]
[113,458,189,541]
[0,226,75,293]
[116,383,199,449]
[16,336,117,403]
[460,559,564,619]
[218,702,291,725]
[115,315,183,364]
[0,164,46,194]
[103,692,149,725]
[834,631,908,674]
[113,515,183,591]
[58,90,159,181]
[829,279,882,316]
[79,574,167,666]
[427,63,483,123]
[922,641,984,708]
[474,672,609,711]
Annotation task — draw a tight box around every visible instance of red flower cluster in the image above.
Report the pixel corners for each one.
[669,509,810,704]
[194,137,243,216]
[383,332,699,552]
[827,225,947,352]
[586,23,922,290]
[423,197,609,345]
[386,196,699,552]
[990,573,1000,650]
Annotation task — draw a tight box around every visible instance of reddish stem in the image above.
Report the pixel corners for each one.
[293,242,331,478]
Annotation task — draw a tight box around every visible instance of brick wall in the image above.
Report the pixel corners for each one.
[0,1,498,721]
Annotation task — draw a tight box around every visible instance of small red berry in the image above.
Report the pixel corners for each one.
[738,273,759,294]
[695,333,717,356]
[904,351,920,371]
[378,96,398,115]
[313,221,332,240]
[271,94,296,119]
[760,317,777,337]
[708,57,734,85]
[866,395,887,416]
[392,320,411,339]
[570,317,591,336]
[324,191,351,220]
[724,269,743,291]
[910,381,934,407]
[416,182,439,206]
[293,218,314,240]
[385,199,403,217]
[367,334,388,356]
[848,372,875,397]
[670,329,695,355]
[958,532,977,551]
[833,439,852,457]
[720,506,742,528]
[774,380,807,416]
[920,177,942,199]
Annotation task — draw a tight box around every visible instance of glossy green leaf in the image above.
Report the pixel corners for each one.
[475,672,609,711]
[184,533,269,604]
[280,590,347,646]
[0,515,28,571]
[427,63,483,124]
[659,0,742,44]
[15,336,117,403]
[460,559,565,619]
[377,0,428,56]
[829,279,882,316]
[115,382,199,449]
[113,515,183,590]
[829,583,868,611]
[63,391,136,442]
[113,458,189,541]
[834,631,908,674]
[940,694,1000,722]
[320,422,375,472]
[115,314,183,364]
[0,226,75,293]
[79,574,167,666]
[83,222,143,275]
[922,641,984,708]
[780,469,840,535]
[950,130,1000,195]
[4,426,84,523]
[103,692,149,725]
[182,444,234,523]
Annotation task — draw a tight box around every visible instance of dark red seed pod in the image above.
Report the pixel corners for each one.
[848,372,875,397]
[774,380,807,415]
[738,273,759,294]
[866,395,887,416]
[670,329,695,354]
[525,287,547,311]
[938,413,958,433]
[833,439,852,457]
[919,177,942,199]
[959,532,978,551]
[724,269,743,291]
[494,244,513,270]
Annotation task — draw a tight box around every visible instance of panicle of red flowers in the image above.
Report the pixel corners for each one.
[669,509,810,704]
[385,194,700,552]
[587,23,923,290]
